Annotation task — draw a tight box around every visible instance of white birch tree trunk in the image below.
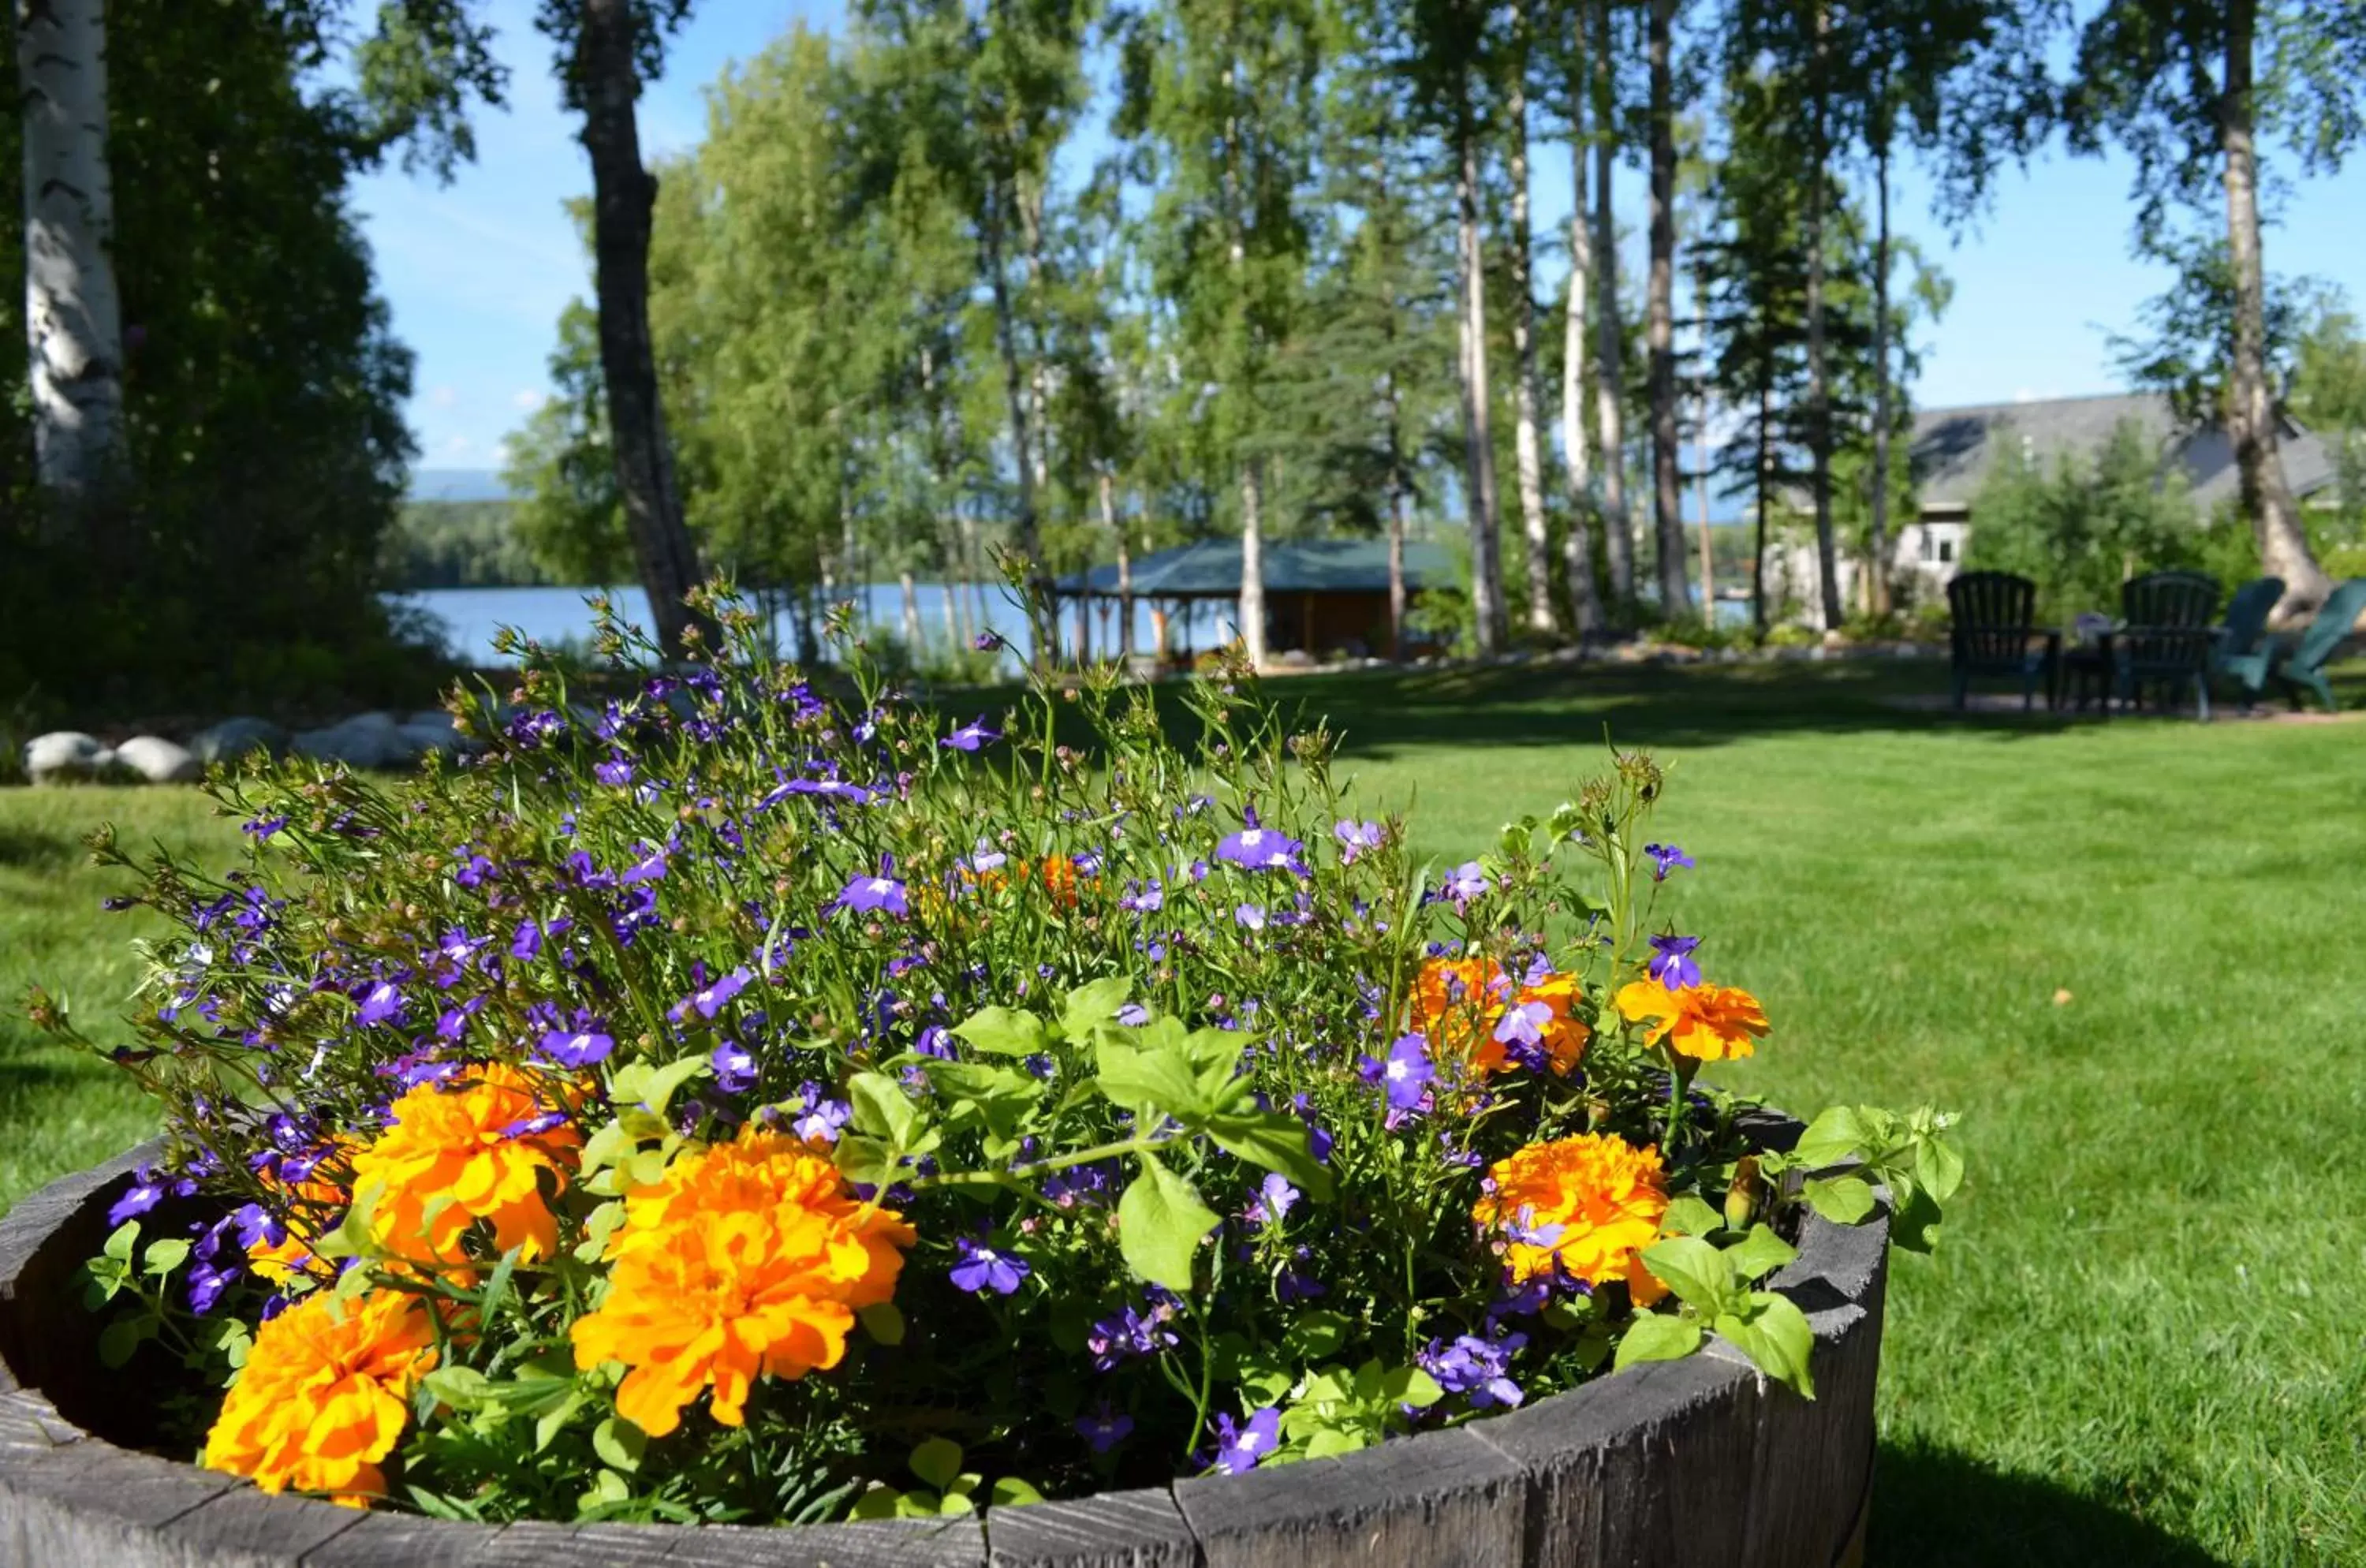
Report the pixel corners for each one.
[1456,91,1506,656]
[18,0,125,532]
[1505,6,1558,639]
[1561,125,1605,637]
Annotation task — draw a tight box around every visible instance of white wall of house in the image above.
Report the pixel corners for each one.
[1760,516,1969,625]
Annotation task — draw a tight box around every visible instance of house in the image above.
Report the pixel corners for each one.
[1768,392,2342,614]
[1053,538,1456,661]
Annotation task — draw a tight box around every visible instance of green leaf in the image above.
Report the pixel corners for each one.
[1094,1040,1207,1121]
[103,1220,139,1264]
[953,1006,1049,1058]
[97,1316,151,1368]
[847,1072,921,1145]
[833,1135,895,1189]
[1723,1224,1799,1283]
[609,1054,712,1118]
[534,1390,585,1452]
[1283,1310,1352,1361]
[1304,1427,1368,1459]
[1379,1365,1444,1409]
[423,1365,495,1410]
[989,1476,1046,1508]
[1719,1292,1818,1398]
[1058,978,1132,1042]
[1918,1132,1966,1203]
[910,1437,965,1492]
[1640,1235,1737,1313]
[1790,1105,1869,1168]
[1115,1154,1218,1292]
[592,1417,646,1472]
[859,1301,906,1346]
[1611,1311,1703,1372]
[1204,1109,1331,1198]
[141,1237,191,1276]
[849,1488,900,1521]
[1659,1195,1724,1238]
[1802,1174,1878,1226]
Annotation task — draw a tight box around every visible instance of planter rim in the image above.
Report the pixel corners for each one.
[0,1110,1890,1568]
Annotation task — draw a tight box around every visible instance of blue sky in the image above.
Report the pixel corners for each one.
[363,0,2366,476]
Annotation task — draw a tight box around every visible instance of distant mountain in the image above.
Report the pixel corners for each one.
[406,469,513,504]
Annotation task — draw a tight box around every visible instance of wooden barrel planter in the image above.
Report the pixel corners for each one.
[0,1127,1889,1568]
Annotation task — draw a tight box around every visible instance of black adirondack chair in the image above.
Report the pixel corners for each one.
[2114,570,2223,719]
[1946,571,2058,710]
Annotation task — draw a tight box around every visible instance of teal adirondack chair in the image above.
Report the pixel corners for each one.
[2219,578,2366,712]
[2209,577,2285,681]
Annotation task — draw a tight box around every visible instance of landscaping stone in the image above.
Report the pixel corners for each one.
[22,733,109,786]
[291,719,417,771]
[110,737,200,785]
[187,718,287,765]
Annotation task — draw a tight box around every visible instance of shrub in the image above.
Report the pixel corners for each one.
[35,586,1957,1523]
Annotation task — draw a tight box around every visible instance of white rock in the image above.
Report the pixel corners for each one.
[111,736,201,784]
[24,731,109,785]
[188,717,287,764]
[293,722,412,771]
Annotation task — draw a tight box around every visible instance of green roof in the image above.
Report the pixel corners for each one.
[1056,538,1455,598]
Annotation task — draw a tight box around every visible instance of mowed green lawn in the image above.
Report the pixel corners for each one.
[3,658,2360,1566]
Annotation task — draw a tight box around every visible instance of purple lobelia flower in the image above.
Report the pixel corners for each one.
[1243,1172,1299,1230]
[670,965,752,1023]
[789,1083,851,1145]
[538,1025,615,1069]
[1216,825,1307,873]
[1420,1330,1528,1410]
[593,756,636,788]
[1075,1403,1134,1454]
[1087,1301,1180,1369]
[942,715,1001,752]
[1494,999,1554,1051]
[1442,861,1492,905]
[1234,902,1266,931]
[1358,1033,1435,1113]
[950,1232,1031,1296]
[1333,819,1384,864]
[1115,1002,1151,1027]
[241,814,289,842]
[834,874,909,919]
[1207,1408,1282,1475]
[1118,879,1164,913]
[1644,842,1695,881]
[355,979,405,1028]
[711,1040,757,1095]
[1647,933,1702,991]
[108,1166,167,1227]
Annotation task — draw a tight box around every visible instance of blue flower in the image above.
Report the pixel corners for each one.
[1234,902,1266,931]
[711,1040,757,1095]
[354,980,405,1028]
[950,1233,1031,1296]
[1216,826,1307,873]
[1244,1172,1299,1230]
[1076,1403,1134,1454]
[1647,933,1702,991]
[1442,861,1491,905]
[538,1026,616,1068]
[1208,1408,1282,1474]
[1420,1330,1528,1410]
[789,1082,851,1145]
[1358,1032,1434,1113]
[107,1166,166,1228]
[594,756,636,788]
[1333,819,1384,864]
[942,715,1001,752]
[670,966,752,1023]
[1644,842,1695,881]
[241,815,289,841]
[834,875,910,918]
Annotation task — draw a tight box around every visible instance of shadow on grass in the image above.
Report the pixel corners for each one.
[0,823,86,873]
[1870,1441,2234,1568]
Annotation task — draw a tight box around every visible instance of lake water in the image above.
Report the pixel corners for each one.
[389,584,1207,670]
[390,582,1748,667]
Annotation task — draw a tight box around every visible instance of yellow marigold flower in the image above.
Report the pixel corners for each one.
[349,1063,580,1265]
[1473,1133,1669,1305]
[571,1126,914,1438]
[201,1288,437,1507]
[1613,980,1771,1062]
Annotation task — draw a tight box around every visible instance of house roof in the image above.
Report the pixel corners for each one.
[1910,391,2339,513]
[1055,538,1457,598]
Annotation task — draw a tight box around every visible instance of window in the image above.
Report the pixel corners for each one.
[1938,537,1954,563]
[1920,532,1937,562]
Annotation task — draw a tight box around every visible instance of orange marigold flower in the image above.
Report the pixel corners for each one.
[349,1063,580,1265]
[1612,980,1771,1062]
[1473,1133,1669,1305]
[571,1126,914,1438]
[201,1288,437,1507]
[1414,958,1591,1075]
[1410,957,1511,1061]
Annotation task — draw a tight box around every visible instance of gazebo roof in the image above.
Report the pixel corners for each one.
[1056,538,1456,598]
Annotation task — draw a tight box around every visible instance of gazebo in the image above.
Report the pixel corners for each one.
[1051,538,1455,664]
